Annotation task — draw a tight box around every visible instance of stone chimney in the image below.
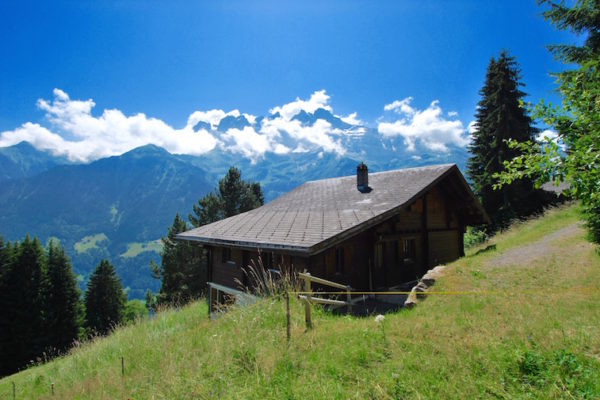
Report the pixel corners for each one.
[357,162,371,193]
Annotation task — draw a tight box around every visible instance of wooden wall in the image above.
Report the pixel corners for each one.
[211,247,244,289]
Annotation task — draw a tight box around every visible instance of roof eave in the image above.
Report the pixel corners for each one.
[175,234,312,256]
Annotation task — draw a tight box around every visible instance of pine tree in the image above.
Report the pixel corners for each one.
[151,214,205,306]
[0,238,15,376]
[0,237,10,281]
[189,166,264,227]
[44,240,83,354]
[0,237,46,375]
[84,259,126,336]
[151,167,264,307]
[468,50,543,231]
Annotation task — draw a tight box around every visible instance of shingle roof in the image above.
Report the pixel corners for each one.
[177,164,487,254]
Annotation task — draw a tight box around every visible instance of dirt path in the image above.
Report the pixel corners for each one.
[484,222,586,268]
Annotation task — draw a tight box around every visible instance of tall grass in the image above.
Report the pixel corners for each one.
[238,254,298,298]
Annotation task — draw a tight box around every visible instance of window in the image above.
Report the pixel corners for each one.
[403,239,416,263]
[221,247,232,263]
[335,247,345,274]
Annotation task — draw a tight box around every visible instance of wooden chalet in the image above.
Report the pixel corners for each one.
[177,163,489,303]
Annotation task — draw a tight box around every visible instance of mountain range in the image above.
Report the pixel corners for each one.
[0,108,470,298]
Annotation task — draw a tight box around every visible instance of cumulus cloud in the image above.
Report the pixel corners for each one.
[0,89,360,162]
[220,90,349,160]
[340,112,362,125]
[269,90,332,120]
[468,120,478,135]
[0,89,219,162]
[378,98,469,152]
[2,89,474,163]
[260,117,346,155]
[537,129,566,151]
[187,109,241,129]
[383,97,415,115]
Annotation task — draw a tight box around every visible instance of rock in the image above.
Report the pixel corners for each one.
[403,288,418,308]
[421,265,446,286]
[403,265,447,307]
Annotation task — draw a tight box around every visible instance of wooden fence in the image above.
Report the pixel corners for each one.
[297,272,352,329]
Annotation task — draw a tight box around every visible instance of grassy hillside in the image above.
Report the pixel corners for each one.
[1,204,599,399]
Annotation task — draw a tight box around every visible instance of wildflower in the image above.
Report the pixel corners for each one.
[375,314,385,324]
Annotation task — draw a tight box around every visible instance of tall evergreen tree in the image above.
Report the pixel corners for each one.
[0,238,15,376]
[84,259,126,336]
[151,214,205,306]
[0,237,46,375]
[468,50,543,230]
[152,168,263,307]
[189,166,264,227]
[0,237,10,281]
[44,240,83,353]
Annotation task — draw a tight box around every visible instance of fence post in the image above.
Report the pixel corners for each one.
[346,285,352,315]
[285,291,291,343]
[121,356,124,377]
[303,273,312,329]
[12,381,15,400]
[51,382,54,396]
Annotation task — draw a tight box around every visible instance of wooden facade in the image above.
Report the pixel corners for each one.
[206,183,466,292]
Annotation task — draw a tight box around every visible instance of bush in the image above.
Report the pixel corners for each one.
[464,226,488,249]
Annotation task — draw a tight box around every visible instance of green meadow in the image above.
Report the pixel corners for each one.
[2,204,599,399]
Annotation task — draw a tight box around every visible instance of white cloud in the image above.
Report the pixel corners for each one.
[1,89,471,163]
[0,89,218,162]
[186,109,241,130]
[468,120,478,135]
[537,129,566,151]
[243,113,257,125]
[260,117,346,155]
[378,98,469,152]
[269,90,332,120]
[221,126,272,161]
[448,111,458,117]
[384,97,415,115]
[340,112,362,125]
[0,88,358,162]
[537,129,558,142]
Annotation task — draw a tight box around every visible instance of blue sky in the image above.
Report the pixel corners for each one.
[0,1,576,161]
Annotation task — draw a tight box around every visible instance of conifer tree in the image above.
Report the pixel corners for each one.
[84,259,126,336]
[189,166,264,227]
[0,237,46,375]
[151,167,264,307]
[44,240,83,353]
[467,50,543,230]
[0,237,10,281]
[0,238,15,376]
[151,214,205,305]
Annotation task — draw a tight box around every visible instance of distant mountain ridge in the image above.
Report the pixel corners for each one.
[0,141,71,182]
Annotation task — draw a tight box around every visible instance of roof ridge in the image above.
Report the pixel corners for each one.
[302,163,456,184]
